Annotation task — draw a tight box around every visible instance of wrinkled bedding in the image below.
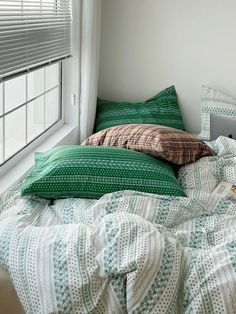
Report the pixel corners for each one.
[0,136,236,313]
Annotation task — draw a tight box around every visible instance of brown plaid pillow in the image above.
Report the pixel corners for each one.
[82,124,215,165]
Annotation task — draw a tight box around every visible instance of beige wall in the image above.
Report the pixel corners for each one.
[98,0,236,133]
[0,266,25,314]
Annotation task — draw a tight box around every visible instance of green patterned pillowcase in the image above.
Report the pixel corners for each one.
[95,86,185,132]
[199,85,236,140]
[21,146,185,199]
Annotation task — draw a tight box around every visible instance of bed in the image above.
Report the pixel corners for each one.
[0,135,236,313]
[1,86,236,313]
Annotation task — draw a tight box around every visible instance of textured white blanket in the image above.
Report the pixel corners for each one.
[0,136,236,313]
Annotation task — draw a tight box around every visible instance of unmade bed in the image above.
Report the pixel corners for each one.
[1,136,236,313]
[1,85,236,313]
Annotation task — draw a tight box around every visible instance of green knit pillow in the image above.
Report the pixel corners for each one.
[21,145,185,199]
[95,86,185,132]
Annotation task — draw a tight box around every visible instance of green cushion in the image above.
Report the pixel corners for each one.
[95,86,185,132]
[21,146,186,199]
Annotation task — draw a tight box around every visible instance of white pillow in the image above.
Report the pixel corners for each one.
[199,85,236,140]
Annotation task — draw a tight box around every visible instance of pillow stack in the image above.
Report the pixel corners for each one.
[21,86,215,200]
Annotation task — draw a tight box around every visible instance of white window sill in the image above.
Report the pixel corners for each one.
[0,124,78,195]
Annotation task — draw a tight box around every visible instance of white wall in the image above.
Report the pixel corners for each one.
[98,0,236,133]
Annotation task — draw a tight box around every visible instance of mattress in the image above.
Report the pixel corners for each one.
[0,265,25,314]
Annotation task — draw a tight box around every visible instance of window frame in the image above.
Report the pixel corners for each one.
[0,62,63,167]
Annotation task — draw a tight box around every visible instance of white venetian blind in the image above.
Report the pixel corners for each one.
[0,0,72,80]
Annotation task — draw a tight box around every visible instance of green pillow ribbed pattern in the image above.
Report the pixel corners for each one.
[95,86,185,132]
[21,145,185,199]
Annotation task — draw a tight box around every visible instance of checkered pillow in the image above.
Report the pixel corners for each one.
[82,124,214,165]
[199,85,236,140]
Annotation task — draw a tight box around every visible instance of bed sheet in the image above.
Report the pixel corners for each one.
[0,136,236,313]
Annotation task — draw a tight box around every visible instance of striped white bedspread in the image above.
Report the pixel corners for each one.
[0,136,236,313]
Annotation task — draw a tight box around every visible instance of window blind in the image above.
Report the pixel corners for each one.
[0,0,72,80]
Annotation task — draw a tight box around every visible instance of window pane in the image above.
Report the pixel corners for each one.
[0,84,3,115]
[45,64,59,90]
[5,108,26,160]
[5,76,26,112]
[45,88,60,129]
[27,68,44,100]
[0,63,61,165]
[27,96,44,142]
[0,118,3,164]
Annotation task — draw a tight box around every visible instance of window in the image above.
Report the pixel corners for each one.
[0,63,62,165]
[0,0,72,169]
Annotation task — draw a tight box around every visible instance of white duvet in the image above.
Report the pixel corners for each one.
[0,136,236,313]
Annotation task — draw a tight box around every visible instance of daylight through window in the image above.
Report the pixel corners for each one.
[0,63,62,165]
